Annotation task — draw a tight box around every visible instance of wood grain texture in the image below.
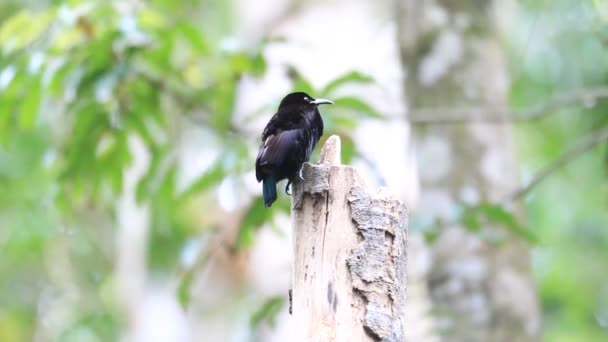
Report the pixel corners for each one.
[291,135,408,342]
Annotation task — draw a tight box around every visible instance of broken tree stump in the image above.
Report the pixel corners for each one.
[291,135,408,341]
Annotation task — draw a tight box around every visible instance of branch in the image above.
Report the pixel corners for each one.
[409,87,608,124]
[137,70,246,135]
[291,136,408,341]
[510,126,608,200]
[137,70,205,110]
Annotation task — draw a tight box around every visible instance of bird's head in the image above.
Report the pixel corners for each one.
[278,92,333,110]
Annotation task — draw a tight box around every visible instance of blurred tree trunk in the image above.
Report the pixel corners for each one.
[396,1,541,341]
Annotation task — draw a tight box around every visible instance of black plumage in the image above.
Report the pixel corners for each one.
[255,92,333,207]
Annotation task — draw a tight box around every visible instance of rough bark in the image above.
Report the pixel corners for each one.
[396,1,541,341]
[290,135,408,342]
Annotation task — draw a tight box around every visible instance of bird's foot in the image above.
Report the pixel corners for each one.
[285,180,292,196]
[298,167,305,180]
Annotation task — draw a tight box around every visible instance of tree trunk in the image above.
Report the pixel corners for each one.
[290,136,408,341]
[396,1,541,341]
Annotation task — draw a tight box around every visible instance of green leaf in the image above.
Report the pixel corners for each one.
[249,52,267,77]
[60,105,107,180]
[333,97,383,119]
[175,23,209,53]
[137,8,167,30]
[423,229,440,244]
[461,209,481,232]
[18,79,41,130]
[0,103,11,146]
[322,71,373,95]
[158,164,178,201]
[177,271,194,308]
[328,115,358,130]
[0,10,55,52]
[340,134,356,164]
[136,147,171,203]
[209,81,236,130]
[477,203,512,223]
[177,162,225,203]
[250,296,284,328]
[477,203,538,243]
[110,134,131,194]
[59,311,119,342]
[236,197,272,248]
[288,66,315,95]
[127,114,156,149]
[227,52,264,75]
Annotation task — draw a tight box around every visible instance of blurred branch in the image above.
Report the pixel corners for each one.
[510,126,608,200]
[137,70,246,135]
[181,112,246,136]
[409,86,608,124]
[137,70,203,110]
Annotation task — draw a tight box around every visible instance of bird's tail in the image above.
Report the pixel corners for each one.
[262,176,278,208]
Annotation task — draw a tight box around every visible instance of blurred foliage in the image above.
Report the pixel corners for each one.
[409,0,608,340]
[3,0,607,341]
[461,203,538,244]
[250,296,284,328]
[417,202,538,246]
[508,0,608,341]
[0,0,380,339]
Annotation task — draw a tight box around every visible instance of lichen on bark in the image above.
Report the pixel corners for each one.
[347,185,408,342]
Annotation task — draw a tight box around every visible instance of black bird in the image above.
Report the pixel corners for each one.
[255,92,333,207]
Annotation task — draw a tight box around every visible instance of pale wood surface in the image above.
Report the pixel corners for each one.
[291,135,408,342]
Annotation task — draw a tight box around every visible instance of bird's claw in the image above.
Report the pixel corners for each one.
[298,168,305,180]
[285,180,292,196]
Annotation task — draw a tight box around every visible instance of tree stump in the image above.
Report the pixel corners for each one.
[290,135,408,341]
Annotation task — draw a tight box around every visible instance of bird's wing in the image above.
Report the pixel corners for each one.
[255,129,302,180]
[261,108,306,142]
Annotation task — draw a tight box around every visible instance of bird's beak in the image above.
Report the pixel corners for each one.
[311,98,333,105]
